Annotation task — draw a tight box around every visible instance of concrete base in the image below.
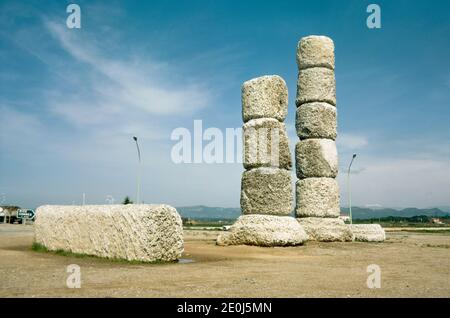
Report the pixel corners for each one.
[297,217,354,242]
[350,224,385,242]
[217,215,308,247]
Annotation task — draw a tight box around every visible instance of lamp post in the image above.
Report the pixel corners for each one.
[347,153,357,224]
[133,136,141,204]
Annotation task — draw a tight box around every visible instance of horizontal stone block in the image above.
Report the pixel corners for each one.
[295,178,340,217]
[350,224,386,242]
[296,102,337,140]
[241,167,292,216]
[243,118,292,170]
[34,204,184,262]
[296,67,336,106]
[242,75,288,122]
[216,215,308,246]
[297,217,354,242]
[295,139,338,179]
[297,35,335,70]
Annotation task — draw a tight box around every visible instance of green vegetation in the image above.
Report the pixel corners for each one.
[31,242,49,253]
[342,207,449,219]
[122,196,133,205]
[181,217,234,228]
[31,242,171,265]
[424,244,450,248]
[398,229,450,234]
[354,215,450,227]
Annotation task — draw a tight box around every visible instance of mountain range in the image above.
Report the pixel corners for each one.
[176,205,450,220]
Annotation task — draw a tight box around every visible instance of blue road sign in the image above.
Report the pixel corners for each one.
[17,209,35,219]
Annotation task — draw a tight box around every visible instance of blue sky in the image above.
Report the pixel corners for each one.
[1,0,449,209]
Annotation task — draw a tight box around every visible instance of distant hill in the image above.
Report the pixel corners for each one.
[433,206,450,213]
[341,207,449,219]
[176,205,449,220]
[176,205,241,220]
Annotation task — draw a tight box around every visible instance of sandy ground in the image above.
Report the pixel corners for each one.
[0,224,449,297]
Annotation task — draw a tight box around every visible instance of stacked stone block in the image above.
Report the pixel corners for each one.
[295,36,353,241]
[217,75,307,246]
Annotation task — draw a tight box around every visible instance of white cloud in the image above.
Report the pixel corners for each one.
[338,157,450,208]
[364,204,383,209]
[338,133,368,150]
[0,105,44,147]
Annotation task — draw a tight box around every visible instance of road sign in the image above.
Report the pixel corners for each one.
[17,209,35,219]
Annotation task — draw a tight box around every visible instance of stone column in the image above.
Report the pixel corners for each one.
[295,36,353,241]
[217,75,307,246]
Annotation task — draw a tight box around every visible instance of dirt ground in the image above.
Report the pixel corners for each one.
[0,224,449,297]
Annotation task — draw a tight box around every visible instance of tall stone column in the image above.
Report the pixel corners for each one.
[295,36,353,241]
[217,75,307,246]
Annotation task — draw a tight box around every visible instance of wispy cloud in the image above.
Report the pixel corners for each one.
[44,20,212,126]
[0,8,223,172]
[338,133,368,150]
[338,157,450,208]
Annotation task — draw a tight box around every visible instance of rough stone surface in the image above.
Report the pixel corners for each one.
[297,35,335,70]
[296,102,337,140]
[34,204,184,262]
[242,75,288,122]
[296,67,336,106]
[297,217,354,242]
[243,118,292,170]
[217,215,308,246]
[241,167,292,216]
[295,178,340,217]
[350,224,386,242]
[295,139,338,179]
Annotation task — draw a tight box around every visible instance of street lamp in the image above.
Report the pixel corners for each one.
[133,136,141,204]
[347,153,357,224]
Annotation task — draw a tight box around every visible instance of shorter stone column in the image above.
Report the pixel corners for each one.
[217,75,307,246]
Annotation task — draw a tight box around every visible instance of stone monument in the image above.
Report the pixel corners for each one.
[294,36,354,241]
[217,75,307,246]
